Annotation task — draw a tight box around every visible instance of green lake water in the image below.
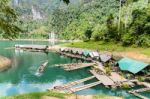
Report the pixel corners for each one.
[0,40,149,99]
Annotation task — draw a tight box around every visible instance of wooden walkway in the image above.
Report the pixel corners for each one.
[128,82,150,99]
[59,76,95,88]
[55,63,95,71]
[129,92,149,99]
[50,76,102,93]
[90,70,115,86]
[70,81,101,93]
[129,88,150,93]
[15,44,48,50]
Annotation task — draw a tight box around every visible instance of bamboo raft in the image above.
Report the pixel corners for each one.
[37,61,49,73]
[69,81,101,93]
[129,91,149,99]
[129,88,150,93]
[49,76,102,93]
[55,63,96,71]
[59,76,95,88]
[15,44,48,51]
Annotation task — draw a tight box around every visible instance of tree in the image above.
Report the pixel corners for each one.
[62,0,70,4]
[0,0,21,39]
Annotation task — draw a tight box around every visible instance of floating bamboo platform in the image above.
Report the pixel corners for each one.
[56,63,96,71]
[59,76,95,89]
[49,76,102,93]
[70,81,101,93]
[15,44,48,50]
[90,70,115,86]
[129,88,150,93]
[129,92,149,99]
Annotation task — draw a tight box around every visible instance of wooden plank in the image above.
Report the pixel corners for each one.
[129,88,150,93]
[90,70,115,86]
[109,72,127,82]
[60,76,95,88]
[70,81,101,93]
[130,92,149,99]
[64,63,95,71]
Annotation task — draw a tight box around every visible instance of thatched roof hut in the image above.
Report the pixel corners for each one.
[0,56,11,71]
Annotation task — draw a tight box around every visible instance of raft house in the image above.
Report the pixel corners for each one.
[54,48,150,99]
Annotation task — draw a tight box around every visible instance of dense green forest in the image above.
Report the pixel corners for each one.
[1,0,150,47]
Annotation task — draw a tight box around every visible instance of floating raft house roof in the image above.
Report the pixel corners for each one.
[100,54,112,62]
[83,51,91,57]
[118,58,149,74]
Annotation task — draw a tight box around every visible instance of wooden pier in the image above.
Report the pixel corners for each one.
[56,63,96,71]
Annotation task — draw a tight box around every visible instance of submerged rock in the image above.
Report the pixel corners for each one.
[0,56,11,72]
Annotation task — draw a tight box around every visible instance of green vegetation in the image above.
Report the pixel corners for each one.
[63,41,150,56]
[1,91,71,99]
[0,0,21,39]
[51,0,150,47]
[1,91,123,99]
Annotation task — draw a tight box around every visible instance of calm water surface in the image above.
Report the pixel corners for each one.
[0,40,149,99]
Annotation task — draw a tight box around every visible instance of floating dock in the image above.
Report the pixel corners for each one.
[58,76,95,89]
[90,70,115,86]
[128,82,150,99]
[56,63,96,71]
[49,75,102,93]
[70,81,101,93]
[129,92,149,99]
[15,44,48,51]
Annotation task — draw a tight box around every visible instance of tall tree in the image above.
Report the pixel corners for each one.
[0,0,21,39]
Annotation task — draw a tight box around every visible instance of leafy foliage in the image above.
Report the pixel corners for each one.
[0,0,21,39]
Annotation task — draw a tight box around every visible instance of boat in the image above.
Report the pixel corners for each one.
[37,61,49,73]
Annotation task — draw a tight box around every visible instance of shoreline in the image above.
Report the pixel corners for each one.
[0,39,81,42]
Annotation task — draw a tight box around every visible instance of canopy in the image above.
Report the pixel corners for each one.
[118,58,149,74]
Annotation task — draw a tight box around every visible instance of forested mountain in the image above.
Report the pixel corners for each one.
[10,0,150,47]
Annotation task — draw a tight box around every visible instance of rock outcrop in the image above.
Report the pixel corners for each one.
[0,56,12,71]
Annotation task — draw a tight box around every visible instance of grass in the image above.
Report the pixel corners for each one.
[1,91,70,99]
[1,91,123,99]
[63,40,150,56]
